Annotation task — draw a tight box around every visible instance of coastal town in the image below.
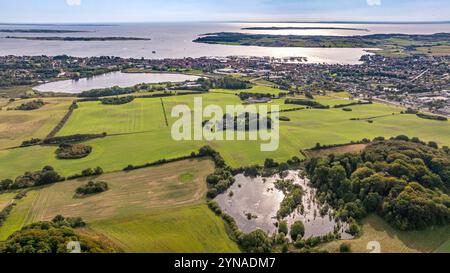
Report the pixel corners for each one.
[1,53,449,116]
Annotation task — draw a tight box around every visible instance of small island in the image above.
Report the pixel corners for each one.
[0,29,89,33]
[242,26,369,31]
[5,36,151,41]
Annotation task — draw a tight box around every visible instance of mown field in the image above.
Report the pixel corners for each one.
[0,92,449,179]
[0,158,239,253]
[0,97,73,149]
[320,215,450,253]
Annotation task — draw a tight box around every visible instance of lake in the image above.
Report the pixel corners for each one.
[32,71,200,94]
[214,170,352,239]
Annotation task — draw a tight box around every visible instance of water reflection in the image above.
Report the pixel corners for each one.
[33,71,199,94]
[214,170,352,239]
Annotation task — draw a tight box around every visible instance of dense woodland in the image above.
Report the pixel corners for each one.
[305,137,450,231]
[0,216,113,253]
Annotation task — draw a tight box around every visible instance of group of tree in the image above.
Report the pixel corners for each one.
[199,77,252,90]
[285,98,329,109]
[0,166,64,191]
[14,99,45,111]
[238,92,274,101]
[0,216,114,253]
[75,181,109,197]
[56,143,92,159]
[220,112,272,131]
[334,101,372,109]
[101,96,135,105]
[43,133,107,145]
[274,179,304,218]
[305,136,450,231]
[67,167,104,180]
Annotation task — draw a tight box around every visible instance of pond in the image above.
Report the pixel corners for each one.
[214,170,352,240]
[33,71,200,94]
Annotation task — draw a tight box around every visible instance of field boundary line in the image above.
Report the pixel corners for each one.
[160,98,169,127]
[45,100,78,140]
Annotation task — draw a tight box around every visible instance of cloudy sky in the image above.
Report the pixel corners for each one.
[0,0,449,23]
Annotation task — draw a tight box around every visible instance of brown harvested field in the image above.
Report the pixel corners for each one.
[26,158,214,223]
[415,45,450,56]
[0,97,74,149]
[303,143,367,158]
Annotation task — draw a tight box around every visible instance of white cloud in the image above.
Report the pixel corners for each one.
[66,0,81,6]
[367,0,381,6]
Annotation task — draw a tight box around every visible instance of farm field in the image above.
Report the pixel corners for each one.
[0,97,73,149]
[91,204,240,253]
[0,158,239,252]
[58,98,167,135]
[320,215,450,253]
[435,239,450,253]
[0,192,15,211]
[210,85,285,95]
[0,92,449,179]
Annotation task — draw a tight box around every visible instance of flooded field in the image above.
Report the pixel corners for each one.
[214,170,352,240]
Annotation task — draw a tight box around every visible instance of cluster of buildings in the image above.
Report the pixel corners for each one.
[1,54,449,116]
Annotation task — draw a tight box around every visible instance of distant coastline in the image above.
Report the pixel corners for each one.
[5,36,151,41]
[242,26,369,31]
[0,29,89,33]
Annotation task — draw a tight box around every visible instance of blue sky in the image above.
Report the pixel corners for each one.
[0,0,449,23]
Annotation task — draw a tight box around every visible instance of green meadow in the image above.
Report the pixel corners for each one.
[0,159,239,252]
[0,92,449,179]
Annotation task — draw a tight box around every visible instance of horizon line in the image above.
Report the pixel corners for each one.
[1,20,450,25]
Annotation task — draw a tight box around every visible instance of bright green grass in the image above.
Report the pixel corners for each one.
[0,192,16,210]
[435,239,450,253]
[58,98,167,135]
[179,173,194,183]
[0,94,449,179]
[90,205,240,253]
[0,190,39,241]
[211,85,284,95]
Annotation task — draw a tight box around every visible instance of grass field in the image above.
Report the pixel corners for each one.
[58,98,167,135]
[320,215,450,253]
[0,93,449,179]
[0,158,239,252]
[303,144,367,158]
[210,85,284,95]
[435,239,450,253]
[91,204,239,253]
[0,192,15,211]
[0,97,73,149]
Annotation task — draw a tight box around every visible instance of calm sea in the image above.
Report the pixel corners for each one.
[1,22,449,64]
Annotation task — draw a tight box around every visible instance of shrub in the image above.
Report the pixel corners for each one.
[75,181,109,196]
[56,143,92,159]
[278,220,288,235]
[339,243,352,253]
[290,221,305,241]
[15,99,45,111]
